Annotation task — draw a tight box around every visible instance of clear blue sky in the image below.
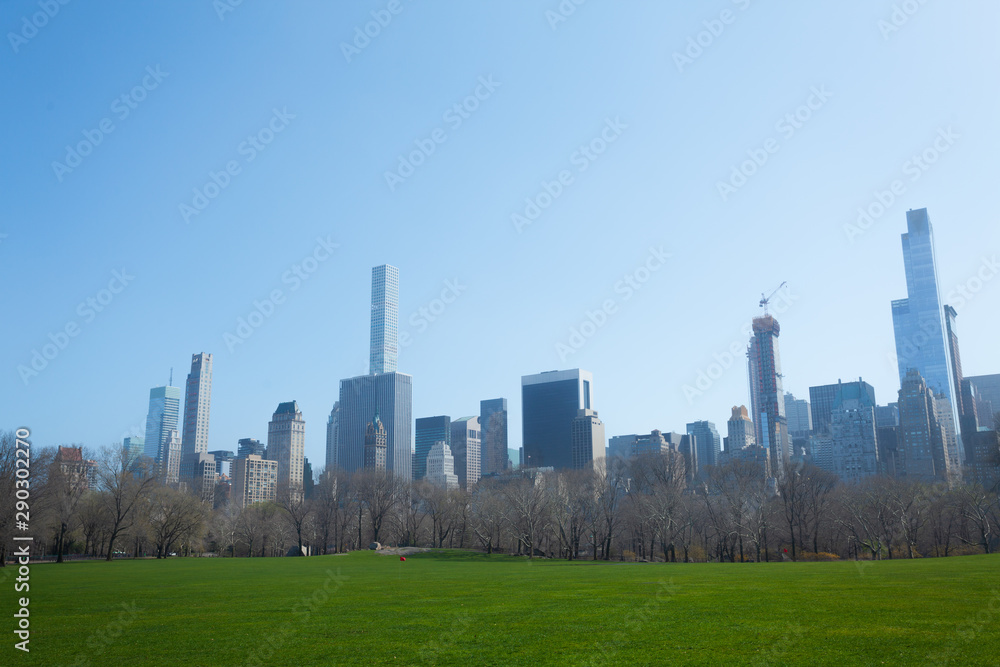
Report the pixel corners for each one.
[3,1,999,469]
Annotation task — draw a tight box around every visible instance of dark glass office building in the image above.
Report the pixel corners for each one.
[521,369,593,470]
[480,398,509,475]
[338,372,412,479]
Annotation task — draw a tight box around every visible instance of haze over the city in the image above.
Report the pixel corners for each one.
[3,0,999,467]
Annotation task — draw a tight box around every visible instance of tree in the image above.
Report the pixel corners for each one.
[470,478,507,555]
[502,473,550,558]
[148,486,206,558]
[355,469,404,544]
[279,488,313,555]
[96,445,157,561]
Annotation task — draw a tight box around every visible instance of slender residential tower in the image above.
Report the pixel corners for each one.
[180,352,213,479]
[891,208,961,470]
[339,265,412,478]
[747,315,789,476]
[267,401,305,503]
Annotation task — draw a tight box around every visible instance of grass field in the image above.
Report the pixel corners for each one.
[4,551,999,666]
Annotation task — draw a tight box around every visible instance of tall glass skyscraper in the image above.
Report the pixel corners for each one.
[891,209,956,403]
[144,385,181,461]
[369,264,399,374]
[891,208,961,466]
[521,369,594,470]
[686,420,721,474]
[338,264,412,479]
[181,352,212,479]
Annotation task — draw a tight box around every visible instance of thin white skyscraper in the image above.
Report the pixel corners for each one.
[369,264,399,374]
[181,352,213,478]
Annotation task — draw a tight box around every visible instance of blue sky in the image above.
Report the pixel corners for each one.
[3,1,999,470]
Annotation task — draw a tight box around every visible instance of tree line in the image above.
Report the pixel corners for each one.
[2,430,998,565]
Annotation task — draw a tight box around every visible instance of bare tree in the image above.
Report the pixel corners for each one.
[96,445,157,561]
[470,478,507,555]
[148,486,206,558]
[279,489,313,555]
[355,469,404,545]
[502,473,550,558]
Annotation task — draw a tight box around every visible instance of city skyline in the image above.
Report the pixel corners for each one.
[4,3,999,473]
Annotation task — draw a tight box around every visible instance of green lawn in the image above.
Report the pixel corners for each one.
[4,551,999,665]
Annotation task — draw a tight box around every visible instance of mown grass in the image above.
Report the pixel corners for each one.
[3,551,999,665]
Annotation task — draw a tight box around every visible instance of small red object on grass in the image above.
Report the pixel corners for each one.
[400,556,406,561]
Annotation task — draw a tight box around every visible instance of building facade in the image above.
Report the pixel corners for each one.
[897,369,951,482]
[571,409,605,470]
[415,416,451,481]
[686,420,721,475]
[480,398,509,475]
[369,264,399,374]
[232,454,277,507]
[144,385,181,461]
[726,405,756,453]
[747,315,789,476]
[364,414,388,470]
[326,401,340,471]
[180,352,213,480]
[521,369,594,470]
[450,416,481,490]
[425,441,459,490]
[267,401,305,502]
[891,208,961,466]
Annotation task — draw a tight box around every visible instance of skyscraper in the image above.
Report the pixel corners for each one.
[784,393,812,438]
[686,420,721,475]
[891,208,960,465]
[340,373,412,477]
[370,264,399,374]
[237,438,266,459]
[450,416,481,490]
[181,352,213,480]
[267,401,305,502]
[232,454,277,508]
[897,369,951,482]
[726,406,756,453]
[425,441,459,490]
[808,384,840,436]
[747,315,789,475]
[571,409,605,470]
[480,398,509,475]
[338,265,412,479]
[830,382,879,482]
[415,416,451,481]
[364,414,387,470]
[144,385,181,461]
[521,369,594,470]
[326,401,340,471]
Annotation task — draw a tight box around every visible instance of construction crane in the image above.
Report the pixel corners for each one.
[759,281,787,316]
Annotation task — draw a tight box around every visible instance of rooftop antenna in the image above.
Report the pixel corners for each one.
[169,367,173,386]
